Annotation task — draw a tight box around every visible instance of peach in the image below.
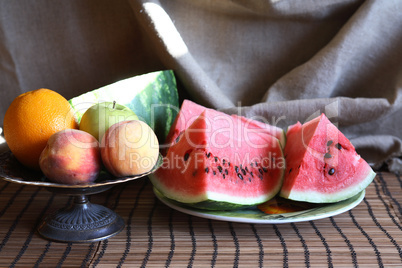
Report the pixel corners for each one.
[101,120,159,177]
[39,129,101,185]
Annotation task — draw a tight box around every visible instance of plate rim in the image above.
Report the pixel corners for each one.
[153,187,365,224]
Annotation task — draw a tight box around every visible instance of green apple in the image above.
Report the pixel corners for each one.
[79,101,138,141]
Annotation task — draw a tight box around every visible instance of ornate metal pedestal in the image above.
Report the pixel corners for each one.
[0,150,161,243]
[37,185,125,243]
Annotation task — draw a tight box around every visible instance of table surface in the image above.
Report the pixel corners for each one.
[0,170,401,267]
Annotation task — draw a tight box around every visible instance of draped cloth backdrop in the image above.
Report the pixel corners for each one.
[0,0,401,171]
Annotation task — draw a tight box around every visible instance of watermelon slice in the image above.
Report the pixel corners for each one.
[162,100,286,150]
[280,114,376,203]
[150,108,285,210]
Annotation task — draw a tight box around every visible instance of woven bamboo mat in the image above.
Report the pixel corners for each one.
[0,172,401,267]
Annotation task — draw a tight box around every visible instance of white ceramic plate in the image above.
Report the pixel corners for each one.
[154,188,365,224]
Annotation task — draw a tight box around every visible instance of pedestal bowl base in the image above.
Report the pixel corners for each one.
[38,195,125,243]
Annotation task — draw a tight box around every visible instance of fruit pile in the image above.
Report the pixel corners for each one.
[3,86,376,210]
[3,88,159,185]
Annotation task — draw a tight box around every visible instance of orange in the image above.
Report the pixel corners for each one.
[3,88,78,170]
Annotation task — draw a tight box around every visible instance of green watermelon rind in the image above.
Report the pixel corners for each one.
[279,130,287,149]
[153,187,254,211]
[149,140,286,210]
[150,174,284,210]
[280,168,376,203]
[68,70,179,142]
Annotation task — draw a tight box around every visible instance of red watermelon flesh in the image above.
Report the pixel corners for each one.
[151,109,285,209]
[163,100,286,151]
[280,114,376,203]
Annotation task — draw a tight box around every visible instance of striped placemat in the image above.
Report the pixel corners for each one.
[0,172,401,267]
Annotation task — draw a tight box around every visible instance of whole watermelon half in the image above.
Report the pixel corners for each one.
[69,70,179,143]
[280,113,376,203]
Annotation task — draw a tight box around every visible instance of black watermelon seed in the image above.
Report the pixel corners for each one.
[222,159,226,165]
[235,166,239,173]
[214,156,218,162]
[298,165,301,169]
[237,173,244,180]
[335,143,342,150]
[206,152,211,158]
[228,162,231,166]
[262,167,268,173]
[255,161,259,167]
[205,167,209,173]
[324,153,332,159]
[327,140,333,146]
[225,169,229,175]
[259,174,263,180]
[250,162,254,167]
[223,174,226,179]
[184,153,190,161]
[245,166,249,172]
[249,177,252,182]
[328,168,335,175]
[213,171,216,175]
[217,166,223,173]
[250,172,254,177]
[241,169,246,176]
[258,168,263,175]
[289,168,292,174]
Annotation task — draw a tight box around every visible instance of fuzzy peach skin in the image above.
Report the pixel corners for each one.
[101,120,159,177]
[39,129,101,185]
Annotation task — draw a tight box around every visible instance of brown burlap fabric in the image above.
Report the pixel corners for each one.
[0,0,400,171]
